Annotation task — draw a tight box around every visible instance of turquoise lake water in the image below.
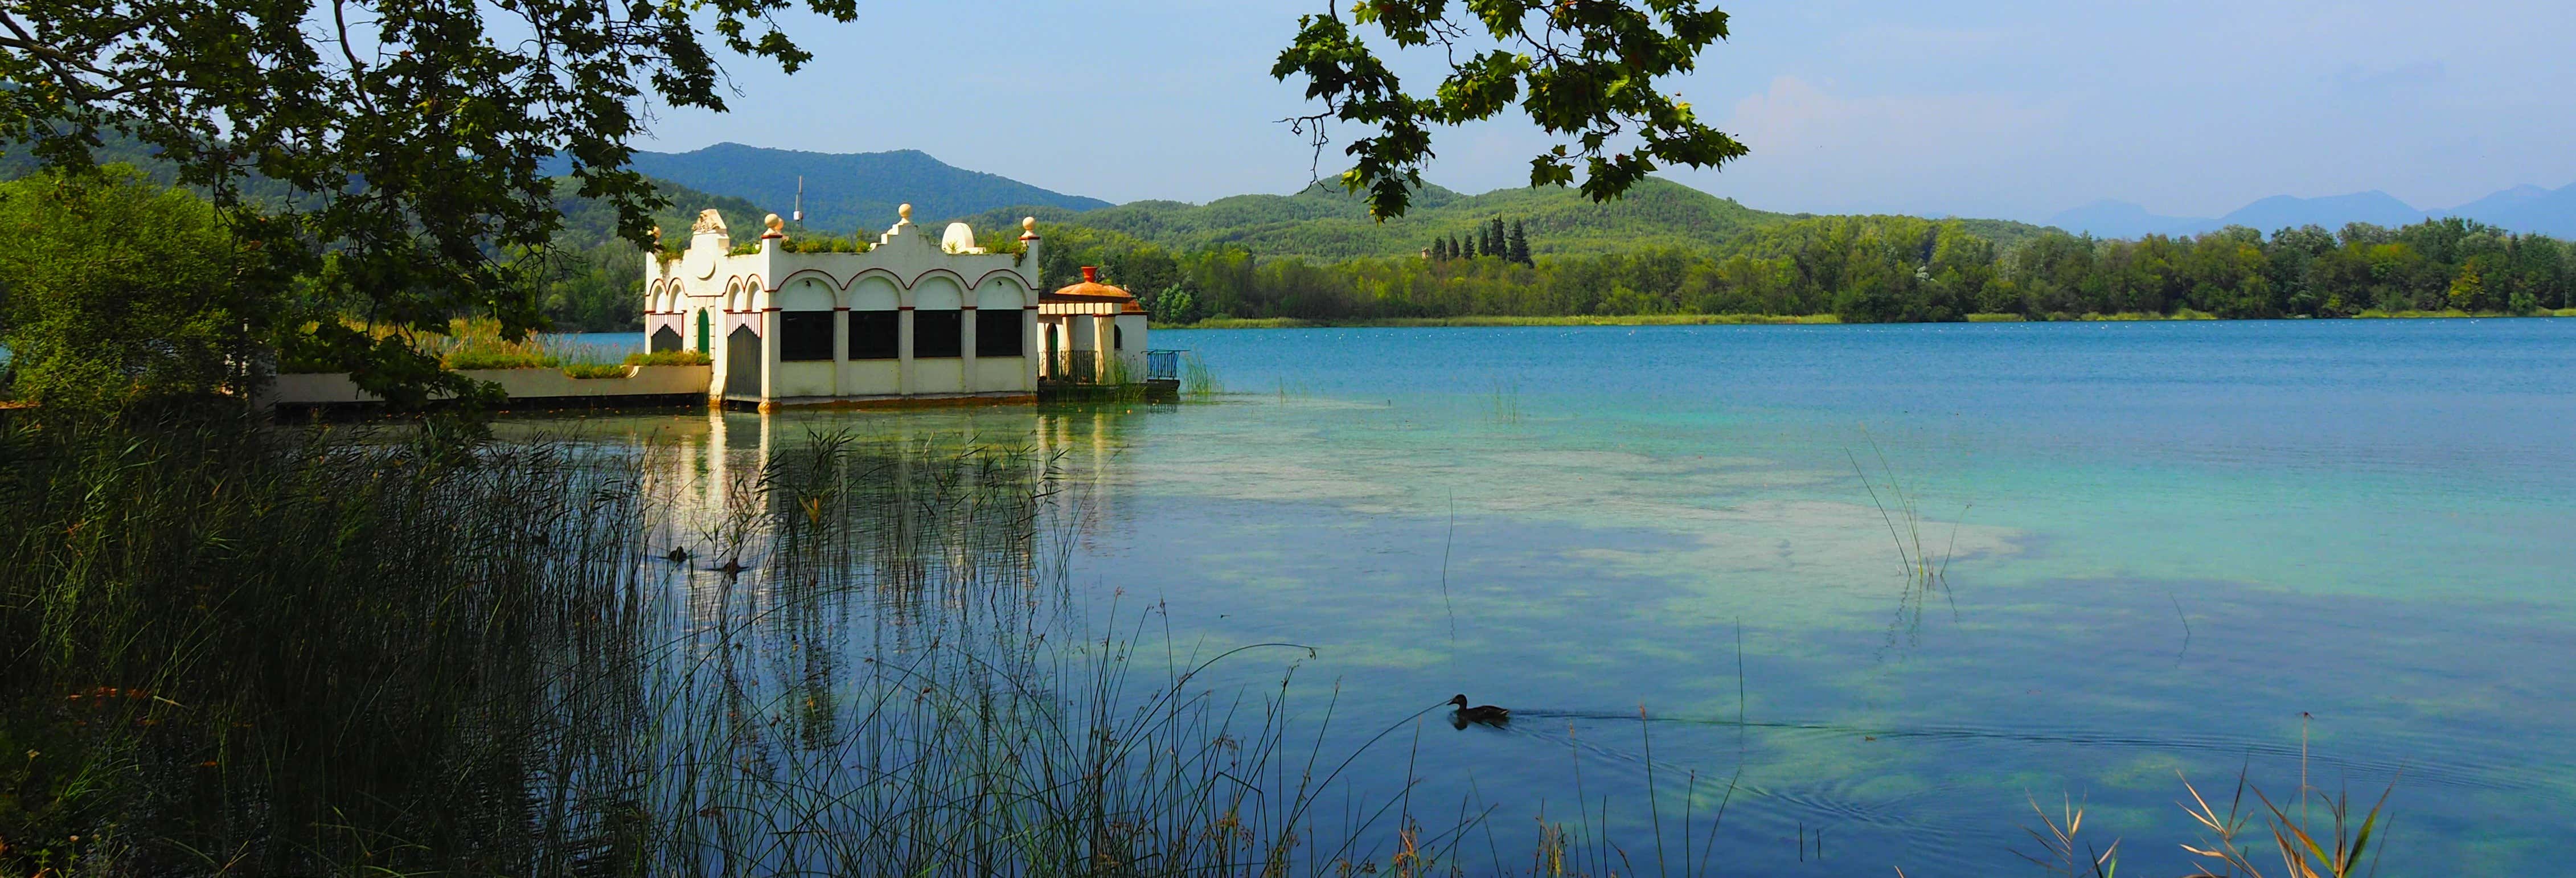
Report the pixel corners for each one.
[570,319,2576,875]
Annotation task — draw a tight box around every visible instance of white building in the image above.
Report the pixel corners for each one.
[1036,265,1153,384]
[643,205,1045,409]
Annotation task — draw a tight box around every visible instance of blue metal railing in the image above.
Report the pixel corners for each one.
[1145,350,1182,382]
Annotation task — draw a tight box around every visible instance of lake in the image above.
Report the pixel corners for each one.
[570,318,2576,875]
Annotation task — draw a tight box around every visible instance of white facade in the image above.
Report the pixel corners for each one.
[1034,265,1153,384]
[643,206,1044,408]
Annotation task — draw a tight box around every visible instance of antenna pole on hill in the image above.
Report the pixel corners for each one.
[793,175,803,223]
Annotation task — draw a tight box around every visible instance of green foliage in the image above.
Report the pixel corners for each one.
[546,177,787,333]
[0,167,264,414]
[780,235,872,253]
[975,177,1818,263]
[0,0,864,408]
[560,362,630,379]
[624,350,712,367]
[1273,1,1746,218]
[1089,213,2576,325]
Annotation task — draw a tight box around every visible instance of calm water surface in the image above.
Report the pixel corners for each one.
[573,319,2576,875]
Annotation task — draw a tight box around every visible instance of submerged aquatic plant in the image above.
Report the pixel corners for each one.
[1847,430,1967,654]
[1487,375,1523,425]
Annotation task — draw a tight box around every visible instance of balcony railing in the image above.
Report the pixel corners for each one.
[1145,350,1181,382]
[1048,351,1100,384]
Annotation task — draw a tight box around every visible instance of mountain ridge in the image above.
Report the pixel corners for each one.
[2051,182,2576,239]
[544,143,1112,233]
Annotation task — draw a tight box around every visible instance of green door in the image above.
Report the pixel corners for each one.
[696,309,711,352]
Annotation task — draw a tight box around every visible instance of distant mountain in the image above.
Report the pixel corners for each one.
[2220,191,2426,232]
[551,143,1110,233]
[2053,183,2576,239]
[2045,200,2214,239]
[958,178,2068,261]
[961,177,1795,259]
[2440,182,2576,237]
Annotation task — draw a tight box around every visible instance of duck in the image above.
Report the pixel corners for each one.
[1447,694,1509,727]
[708,557,749,577]
[664,545,692,563]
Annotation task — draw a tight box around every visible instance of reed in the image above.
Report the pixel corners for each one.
[1181,351,1224,399]
[0,414,1535,877]
[1487,376,1523,425]
[1846,433,1965,652]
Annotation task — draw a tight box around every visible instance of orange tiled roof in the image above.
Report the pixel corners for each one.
[1045,266,1141,306]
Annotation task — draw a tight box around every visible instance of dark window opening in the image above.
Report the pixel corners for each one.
[976,309,1024,358]
[1113,325,1124,351]
[780,311,834,361]
[914,309,963,358]
[848,310,899,360]
[650,326,681,353]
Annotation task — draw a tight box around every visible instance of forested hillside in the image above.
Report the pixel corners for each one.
[14,141,2565,333]
[566,143,1110,233]
[955,177,2071,261]
[1014,212,2575,326]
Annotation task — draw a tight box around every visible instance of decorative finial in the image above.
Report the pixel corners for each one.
[691,208,727,235]
[899,203,913,223]
[1020,216,1039,241]
[762,213,785,239]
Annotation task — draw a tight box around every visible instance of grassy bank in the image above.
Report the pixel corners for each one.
[2354,307,2576,318]
[1169,308,2576,330]
[1160,313,1843,330]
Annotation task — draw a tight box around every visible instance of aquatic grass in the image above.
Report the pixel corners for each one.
[1181,351,1223,399]
[1487,376,1523,425]
[2173,722,2398,878]
[0,415,1577,877]
[1846,432,1966,652]
[2016,791,2122,876]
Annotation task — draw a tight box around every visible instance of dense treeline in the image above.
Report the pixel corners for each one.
[193,166,2576,334]
[1038,215,2576,324]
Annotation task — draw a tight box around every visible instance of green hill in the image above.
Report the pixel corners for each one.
[960,177,1804,260]
[556,143,1111,234]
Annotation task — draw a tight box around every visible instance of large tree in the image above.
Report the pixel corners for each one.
[1,0,1742,407]
[1274,1,1749,219]
[0,166,263,415]
[0,0,859,407]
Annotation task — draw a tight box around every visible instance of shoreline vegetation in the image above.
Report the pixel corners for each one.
[0,415,2401,877]
[1022,214,2576,331]
[1156,307,2576,330]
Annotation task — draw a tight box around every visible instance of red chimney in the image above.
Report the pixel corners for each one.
[1081,265,1098,283]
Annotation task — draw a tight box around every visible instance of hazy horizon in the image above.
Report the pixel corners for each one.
[635,0,2575,225]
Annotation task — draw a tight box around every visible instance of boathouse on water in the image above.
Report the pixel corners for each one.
[644,205,1165,409]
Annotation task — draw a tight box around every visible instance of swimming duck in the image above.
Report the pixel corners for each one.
[708,557,749,577]
[1447,694,1509,726]
[664,545,692,563]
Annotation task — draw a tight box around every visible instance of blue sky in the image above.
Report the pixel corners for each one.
[639,1,2576,223]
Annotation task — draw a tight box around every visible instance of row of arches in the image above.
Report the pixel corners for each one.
[647,269,1036,314]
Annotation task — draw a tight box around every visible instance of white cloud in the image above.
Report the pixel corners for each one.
[1677,76,2069,218]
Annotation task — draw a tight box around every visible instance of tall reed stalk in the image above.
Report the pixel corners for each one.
[0,414,1536,876]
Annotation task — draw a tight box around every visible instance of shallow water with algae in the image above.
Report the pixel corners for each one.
[567,318,2576,875]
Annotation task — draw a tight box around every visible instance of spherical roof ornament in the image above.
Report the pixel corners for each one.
[1020,216,1039,240]
[899,203,913,224]
[762,213,786,240]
